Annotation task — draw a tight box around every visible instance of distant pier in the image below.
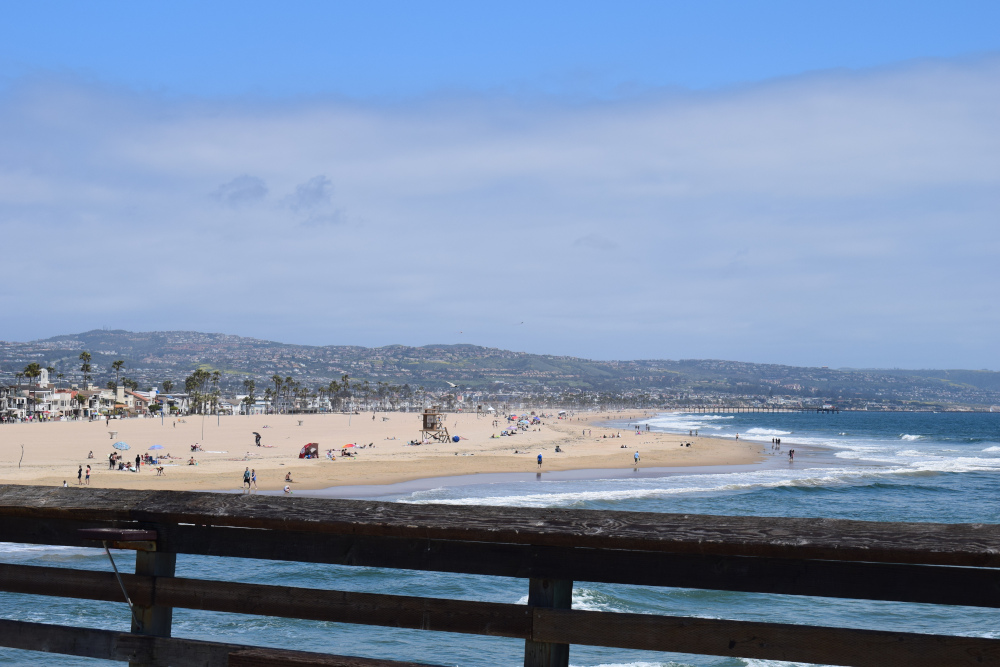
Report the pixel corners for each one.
[684,406,840,414]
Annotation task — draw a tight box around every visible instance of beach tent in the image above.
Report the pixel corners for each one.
[298,443,319,459]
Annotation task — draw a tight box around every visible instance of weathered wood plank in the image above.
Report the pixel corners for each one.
[0,619,447,666]
[2,485,1000,566]
[533,607,1000,667]
[523,578,572,667]
[5,516,1000,608]
[0,563,531,639]
[227,647,447,666]
[131,550,177,667]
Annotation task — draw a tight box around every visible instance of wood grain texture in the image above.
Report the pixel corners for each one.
[227,648,447,666]
[3,484,1000,566]
[5,515,1000,608]
[533,608,1000,667]
[0,563,531,639]
[0,619,447,666]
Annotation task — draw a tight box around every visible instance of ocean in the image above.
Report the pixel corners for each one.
[2,410,999,666]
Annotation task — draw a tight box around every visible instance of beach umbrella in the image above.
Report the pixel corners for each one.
[148,444,163,450]
[112,441,130,450]
[343,443,355,448]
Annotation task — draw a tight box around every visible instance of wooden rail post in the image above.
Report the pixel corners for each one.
[131,549,176,667]
[524,578,572,667]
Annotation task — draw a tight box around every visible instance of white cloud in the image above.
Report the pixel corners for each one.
[0,57,998,368]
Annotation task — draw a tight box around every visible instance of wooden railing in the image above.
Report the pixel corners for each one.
[1,485,1000,666]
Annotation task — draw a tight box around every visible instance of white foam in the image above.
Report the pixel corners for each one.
[403,466,945,507]
[983,446,1000,452]
[745,428,792,436]
[515,588,628,613]
[0,543,92,556]
[900,434,923,441]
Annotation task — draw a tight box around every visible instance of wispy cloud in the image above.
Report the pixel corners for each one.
[213,174,268,207]
[0,57,997,367]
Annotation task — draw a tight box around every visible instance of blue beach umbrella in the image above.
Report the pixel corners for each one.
[112,441,130,450]
[148,444,163,450]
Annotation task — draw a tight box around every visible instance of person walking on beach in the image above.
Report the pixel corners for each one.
[634,451,640,465]
[85,465,91,485]
[789,449,794,461]
[77,465,82,485]
[242,467,251,493]
[250,469,257,493]
[537,453,543,468]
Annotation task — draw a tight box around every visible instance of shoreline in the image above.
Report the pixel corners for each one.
[0,410,765,493]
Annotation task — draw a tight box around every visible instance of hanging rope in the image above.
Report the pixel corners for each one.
[101,541,143,631]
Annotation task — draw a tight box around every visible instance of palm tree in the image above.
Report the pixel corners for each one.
[263,387,274,414]
[79,352,92,388]
[162,380,174,394]
[271,376,282,413]
[243,378,256,403]
[23,363,42,417]
[111,360,125,388]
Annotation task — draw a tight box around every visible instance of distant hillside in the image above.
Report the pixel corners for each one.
[1,329,999,409]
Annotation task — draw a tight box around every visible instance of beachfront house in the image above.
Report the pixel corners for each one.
[159,393,191,415]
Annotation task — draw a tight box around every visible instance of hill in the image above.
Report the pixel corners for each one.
[1,330,998,410]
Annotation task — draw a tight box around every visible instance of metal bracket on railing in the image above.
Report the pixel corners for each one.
[77,528,158,633]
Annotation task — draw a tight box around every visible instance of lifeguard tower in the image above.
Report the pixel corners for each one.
[419,406,451,443]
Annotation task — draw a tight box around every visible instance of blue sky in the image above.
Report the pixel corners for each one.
[1,2,998,369]
[3,2,999,97]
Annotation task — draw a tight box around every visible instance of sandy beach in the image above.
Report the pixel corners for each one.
[0,411,763,493]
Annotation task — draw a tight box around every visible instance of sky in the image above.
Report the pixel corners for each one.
[0,2,998,369]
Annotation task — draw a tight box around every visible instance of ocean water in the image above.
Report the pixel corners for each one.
[2,411,999,666]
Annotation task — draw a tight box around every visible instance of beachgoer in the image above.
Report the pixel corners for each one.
[736,433,739,441]
[85,465,91,485]
[285,472,292,482]
[251,469,257,492]
[537,453,542,468]
[789,450,794,461]
[109,452,115,469]
[77,465,82,485]
[243,467,251,493]
[62,480,68,487]
[135,454,141,471]
[283,485,292,494]
[634,451,640,464]
[87,451,93,459]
